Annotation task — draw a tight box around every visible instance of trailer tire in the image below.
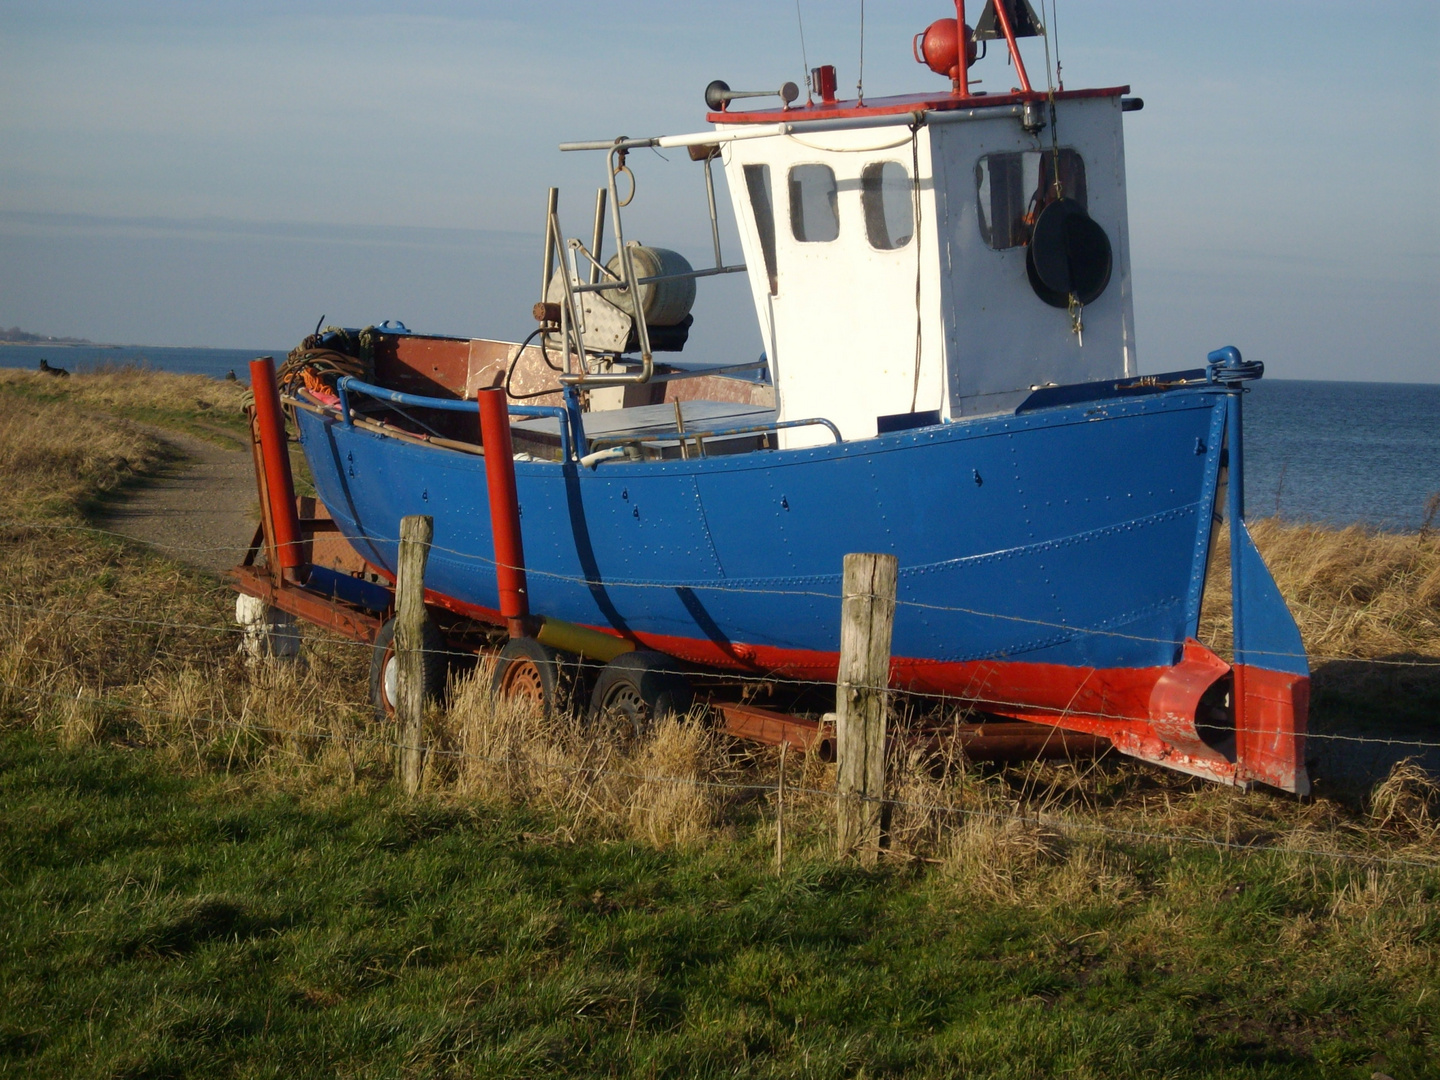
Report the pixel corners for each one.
[587,651,693,743]
[369,616,449,722]
[490,637,582,720]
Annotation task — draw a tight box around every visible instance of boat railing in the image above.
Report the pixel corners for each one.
[330,376,838,467]
[334,376,576,461]
[581,416,842,467]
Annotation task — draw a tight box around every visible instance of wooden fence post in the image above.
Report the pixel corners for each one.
[835,552,898,865]
[396,514,434,795]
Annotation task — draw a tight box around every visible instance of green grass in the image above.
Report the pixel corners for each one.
[2,729,1435,1079]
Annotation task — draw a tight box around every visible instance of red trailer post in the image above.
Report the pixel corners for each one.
[477,387,532,638]
[249,356,305,582]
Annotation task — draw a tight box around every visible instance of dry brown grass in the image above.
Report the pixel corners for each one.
[442,663,723,847]
[0,365,251,428]
[0,370,374,790]
[0,396,175,520]
[1368,759,1440,842]
[1202,518,1440,661]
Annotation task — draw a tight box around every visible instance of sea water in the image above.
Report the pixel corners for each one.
[1,345,1435,532]
[1244,379,1439,533]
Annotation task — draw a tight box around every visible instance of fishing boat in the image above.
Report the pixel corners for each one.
[238,1,1310,793]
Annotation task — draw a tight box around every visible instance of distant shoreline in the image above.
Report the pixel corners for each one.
[0,341,272,352]
[0,339,119,348]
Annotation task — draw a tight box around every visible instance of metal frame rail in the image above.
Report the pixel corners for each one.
[332,375,840,466]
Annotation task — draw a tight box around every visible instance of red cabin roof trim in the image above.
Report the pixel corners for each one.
[708,85,1129,126]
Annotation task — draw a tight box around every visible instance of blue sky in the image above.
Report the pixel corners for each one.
[1,0,1436,381]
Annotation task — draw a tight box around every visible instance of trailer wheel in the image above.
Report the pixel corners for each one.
[369,616,449,721]
[491,637,580,719]
[587,651,693,743]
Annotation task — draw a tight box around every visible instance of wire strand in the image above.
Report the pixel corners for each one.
[3,517,1437,671]
[795,0,812,102]
[3,597,1438,750]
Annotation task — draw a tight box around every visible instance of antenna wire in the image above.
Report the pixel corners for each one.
[857,0,866,104]
[795,0,813,103]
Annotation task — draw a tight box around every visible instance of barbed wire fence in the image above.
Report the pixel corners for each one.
[4,594,1440,753]
[2,516,1437,874]
[5,517,1437,671]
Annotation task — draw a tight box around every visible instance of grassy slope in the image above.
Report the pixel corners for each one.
[3,731,1436,1080]
[0,367,251,448]
[0,369,1436,1077]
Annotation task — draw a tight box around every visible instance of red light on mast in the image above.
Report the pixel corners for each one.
[913,16,977,93]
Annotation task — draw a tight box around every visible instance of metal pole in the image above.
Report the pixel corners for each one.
[954,0,970,97]
[477,388,532,638]
[703,153,724,269]
[248,356,304,580]
[590,188,607,285]
[607,145,654,376]
[540,188,559,301]
[554,211,580,378]
[991,0,1035,93]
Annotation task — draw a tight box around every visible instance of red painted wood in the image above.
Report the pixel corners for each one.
[234,560,1303,791]
[231,565,381,643]
[714,702,832,756]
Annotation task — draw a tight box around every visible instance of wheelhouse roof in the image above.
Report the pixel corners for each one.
[708,85,1129,126]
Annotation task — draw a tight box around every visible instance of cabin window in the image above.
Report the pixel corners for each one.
[788,164,840,243]
[975,148,1087,250]
[861,162,914,250]
[743,164,779,295]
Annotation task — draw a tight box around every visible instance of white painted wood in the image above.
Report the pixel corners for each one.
[931,96,1135,417]
[723,123,948,448]
[719,97,1138,444]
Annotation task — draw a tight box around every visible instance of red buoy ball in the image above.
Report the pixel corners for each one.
[914,18,977,79]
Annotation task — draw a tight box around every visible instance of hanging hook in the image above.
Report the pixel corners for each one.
[613,147,636,207]
[1067,293,1084,346]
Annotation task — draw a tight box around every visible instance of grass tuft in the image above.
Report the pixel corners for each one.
[1368,759,1439,841]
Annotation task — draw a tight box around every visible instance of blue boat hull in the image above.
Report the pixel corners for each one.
[292,379,1310,792]
[299,385,1227,669]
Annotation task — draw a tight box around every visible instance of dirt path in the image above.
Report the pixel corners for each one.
[103,426,258,575]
